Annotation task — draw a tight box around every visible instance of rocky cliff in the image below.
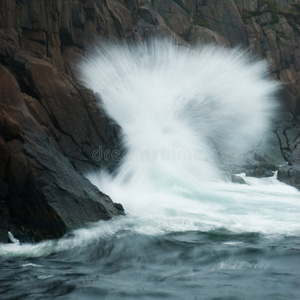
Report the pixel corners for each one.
[0,0,299,242]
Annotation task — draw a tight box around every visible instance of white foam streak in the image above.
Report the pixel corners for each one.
[87,172,300,237]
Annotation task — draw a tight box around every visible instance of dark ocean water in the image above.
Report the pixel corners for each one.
[1,226,300,299]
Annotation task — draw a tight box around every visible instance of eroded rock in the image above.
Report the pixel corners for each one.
[0,62,124,242]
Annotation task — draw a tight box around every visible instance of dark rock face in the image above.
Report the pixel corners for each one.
[0,63,124,242]
[278,164,300,190]
[1,0,300,242]
[231,174,246,184]
[276,117,300,190]
[197,0,248,47]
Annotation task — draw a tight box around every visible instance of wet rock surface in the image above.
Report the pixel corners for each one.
[276,117,300,190]
[1,0,300,242]
[0,63,124,242]
[231,174,246,184]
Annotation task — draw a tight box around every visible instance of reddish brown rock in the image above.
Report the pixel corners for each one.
[152,0,193,39]
[135,4,188,45]
[0,136,9,179]
[188,26,230,47]
[0,62,124,243]
[197,0,248,47]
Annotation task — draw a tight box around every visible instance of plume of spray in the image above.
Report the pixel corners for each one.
[80,39,279,191]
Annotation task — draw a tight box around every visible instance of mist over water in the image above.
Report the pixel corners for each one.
[1,40,300,300]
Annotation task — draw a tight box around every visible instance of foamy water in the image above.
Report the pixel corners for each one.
[1,174,300,258]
